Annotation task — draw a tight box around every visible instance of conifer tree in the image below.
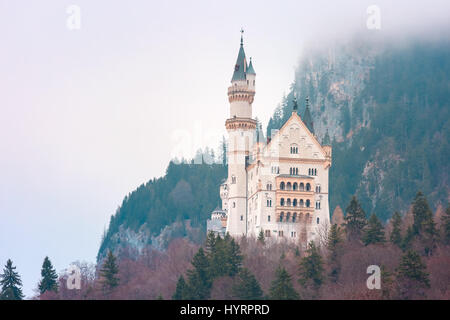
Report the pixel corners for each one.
[186,248,211,300]
[412,191,434,235]
[99,250,120,292]
[269,267,299,300]
[172,275,188,300]
[411,192,437,255]
[232,268,263,300]
[344,196,367,241]
[441,206,450,244]
[396,250,430,289]
[298,242,324,290]
[205,231,217,255]
[38,256,58,294]
[389,211,403,247]
[327,224,342,282]
[363,213,386,245]
[257,230,265,244]
[226,237,243,277]
[401,226,415,251]
[0,259,24,300]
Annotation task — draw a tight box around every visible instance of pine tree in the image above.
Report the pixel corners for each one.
[226,237,243,277]
[298,242,324,290]
[411,192,437,255]
[232,268,263,300]
[0,259,24,300]
[327,224,342,282]
[269,267,299,300]
[38,256,58,294]
[396,250,430,289]
[389,211,403,247]
[99,250,120,291]
[172,275,188,300]
[257,230,265,244]
[411,191,433,235]
[186,248,212,300]
[401,226,415,251]
[363,213,386,245]
[344,195,367,241]
[441,206,450,244]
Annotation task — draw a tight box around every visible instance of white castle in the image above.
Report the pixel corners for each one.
[207,33,332,246]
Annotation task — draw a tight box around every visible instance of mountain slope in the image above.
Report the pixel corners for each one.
[267,37,450,220]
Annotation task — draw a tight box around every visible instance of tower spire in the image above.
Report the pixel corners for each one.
[240,28,244,46]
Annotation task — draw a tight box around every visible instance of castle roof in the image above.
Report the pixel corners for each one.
[302,97,314,134]
[247,57,256,75]
[322,129,331,146]
[231,33,248,82]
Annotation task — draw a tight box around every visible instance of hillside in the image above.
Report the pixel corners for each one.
[98,157,226,260]
[267,37,450,220]
[98,36,450,259]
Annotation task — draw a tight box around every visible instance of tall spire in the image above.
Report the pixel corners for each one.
[303,97,314,134]
[323,129,331,145]
[292,96,298,112]
[231,29,248,82]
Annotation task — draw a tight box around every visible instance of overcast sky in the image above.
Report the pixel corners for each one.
[0,0,448,297]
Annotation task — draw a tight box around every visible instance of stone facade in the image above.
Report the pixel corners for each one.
[207,35,332,247]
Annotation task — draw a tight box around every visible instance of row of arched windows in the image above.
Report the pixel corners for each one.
[308,168,317,176]
[280,198,311,208]
[279,182,311,191]
[290,146,298,154]
[289,167,299,175]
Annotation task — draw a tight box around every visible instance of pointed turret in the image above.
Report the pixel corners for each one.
[231,31,248,82]
[303,97,314,134]
[247,57,256,75]
[322,129,331,146]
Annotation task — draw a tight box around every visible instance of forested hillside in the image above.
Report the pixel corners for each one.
[267,38,450,220]
[98,157,226,260]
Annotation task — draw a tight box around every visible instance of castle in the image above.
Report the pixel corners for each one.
[207,33,332,246]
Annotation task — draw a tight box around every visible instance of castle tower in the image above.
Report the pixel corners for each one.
[225,31,257,236]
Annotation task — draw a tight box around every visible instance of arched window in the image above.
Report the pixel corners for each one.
[300,183,305,191]
[300,199,304,207]
[293,213,297,222]
[280,182,285,190]
[293,199,297,207]
[280,198,285,206]
[308,168,311,175]
[314,169,317,175]
[279,212,284,222]
[286,198,291,206]
[316,217,320,224]
[293,182,298,191]
[289,168,292,175]
[232,175,236,184]
[233,202,236,208]
[306,199,310,208]
[306,183,311,191]
[287,182,292,190]
[286,212,291,222]
[295,168,298,175]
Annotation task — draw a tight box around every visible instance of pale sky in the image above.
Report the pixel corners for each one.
[0,0,448,297]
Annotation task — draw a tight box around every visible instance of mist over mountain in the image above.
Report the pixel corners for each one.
[99,35,449,258]
[267,35,449,221]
